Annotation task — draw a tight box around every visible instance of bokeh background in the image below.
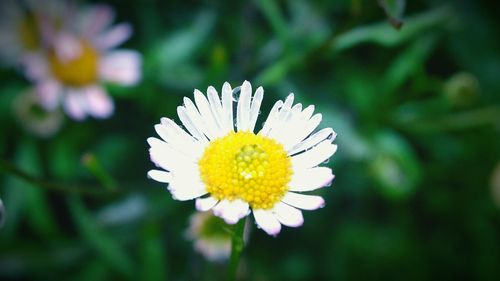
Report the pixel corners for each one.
[1,0,500,280]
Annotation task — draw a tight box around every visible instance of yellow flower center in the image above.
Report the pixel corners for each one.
[49,41,99,87]
[199,131,292,210]
[18,14,40,50]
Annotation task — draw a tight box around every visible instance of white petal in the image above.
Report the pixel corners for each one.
[259,100,283,136]
[281,192,325,210]
[221,82,234,132]
[253,209,281,236]
[54,32,82,62]
[148,137,197,172]
[266,94,294,139]
[195,197,219,212]
[284,113,323,150]
[289,167,334,192]
[273,202,304,227]
[206,86,224,130]
[84,85,114,118]
[194,90,222,138]
[288,128,337,155]
[99,50,141,86]
[177,106,209,143]
[63,90,87,120]
[23,53,50,81]
[95,23,132,50]
[236,81,252,132]
[300,105,315,120]
[212,199,249,224]
[157,118,205,158]
[271,102,304,146]
[79,4,115,37]
[183,97,215,139]
[147,170,172,183]
[36,80,62,110]
[291,140,337,170]
[168,174,207,201]
[248,86,263,132]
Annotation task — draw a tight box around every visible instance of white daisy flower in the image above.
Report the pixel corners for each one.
[148,81,337,236]
[24,3,141,120]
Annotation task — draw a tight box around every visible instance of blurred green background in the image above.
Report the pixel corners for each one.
[1,0,500,280]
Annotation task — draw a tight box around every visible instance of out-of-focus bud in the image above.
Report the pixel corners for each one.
[369,131,421,201]
[443,72,479,107]
[185,212,249,262]
[13,89,63,137]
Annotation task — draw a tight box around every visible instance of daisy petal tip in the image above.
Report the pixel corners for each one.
[195,197,218,212]
[146,137,158,147]
[223,217,239,225]
[318,198,326,209]
[324,172,335,187]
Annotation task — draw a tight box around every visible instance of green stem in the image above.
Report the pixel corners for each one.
[225,218,246,281]
[0,158,118,197]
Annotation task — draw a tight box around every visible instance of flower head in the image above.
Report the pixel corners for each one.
[148,81,337,236]
[24,2,141,120]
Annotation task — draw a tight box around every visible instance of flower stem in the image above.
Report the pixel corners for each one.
[225,218,246,281]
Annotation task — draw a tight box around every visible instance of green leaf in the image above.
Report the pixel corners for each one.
[383,34,437,95]
[67,195,134,278]
[332,6,451,52]
[139,222,168,281]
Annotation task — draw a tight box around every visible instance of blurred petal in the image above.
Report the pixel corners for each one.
[54,32,82,62]
[63,90,87,120]
[79,4,115,37]
[99,50,141,86]
[95,23,132,50]
[36,80,62,110]
[83,85,114,118]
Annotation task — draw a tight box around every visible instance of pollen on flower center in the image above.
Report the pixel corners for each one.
[49,41,99,86]
[199,131,292,210]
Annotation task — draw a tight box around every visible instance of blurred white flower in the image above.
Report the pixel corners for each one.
[24,2,142,120]
[0,0,45,66]
[13,88,64,137]
[185,212,233,262]
[148,81,337,236]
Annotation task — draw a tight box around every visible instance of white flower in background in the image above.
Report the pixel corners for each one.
[148,81,337,236]
[186,212,246,262]
[13,88,64,138]
[0,0,48,66]
[25,3,141,120]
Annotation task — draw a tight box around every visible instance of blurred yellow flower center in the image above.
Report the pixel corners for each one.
[199,131,292,210]
[19,14,40,50]
[49,41,99,87]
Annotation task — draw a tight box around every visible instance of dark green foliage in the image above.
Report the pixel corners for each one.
[1,0,499,280]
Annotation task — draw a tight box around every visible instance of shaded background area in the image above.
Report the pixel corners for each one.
[1,0,500,280]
